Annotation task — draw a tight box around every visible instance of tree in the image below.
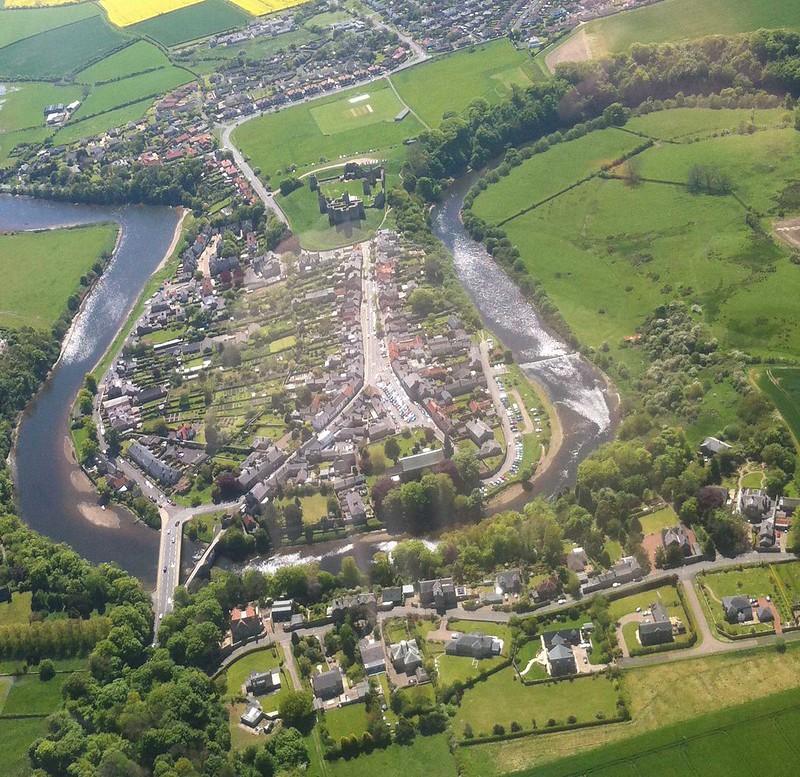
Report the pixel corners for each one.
[408,288,437,316]
[339,556,361,588]
[384,437,401,463]
[278,690,313,728]
[39,658,55,681]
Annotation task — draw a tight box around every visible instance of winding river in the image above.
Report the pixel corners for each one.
[2,195,181,588]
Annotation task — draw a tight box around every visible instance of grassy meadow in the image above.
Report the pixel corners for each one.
[76,40,172,83]
[0,224,117,329]
[0,81,82,132]
[757,367,800,443]
[0,2,99,48]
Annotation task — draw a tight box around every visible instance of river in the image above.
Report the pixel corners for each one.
[2,195,181,588]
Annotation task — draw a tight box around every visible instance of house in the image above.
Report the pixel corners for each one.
[389,639,423,675]
[638,602,674,647]
[127,441,180,486]
[567,547,589,573]
[699,436,732,457]
[496,569,522,594]
[466,418,494,446]
[445,632,502,659]
[240,705,264,728]
[662,525,704,561]
[311,668,344,700]
[399,448,445,474]
[271,599,294,622]
[756,604,774,623]
[329,593,377,624]
[547,642,577,677]
[757,518,776,549]
[739,489,773,523]
[230,604,263,642]
[381,586,404,607]
[722,595,753,624]
[359,638,386,675]
[418,578,456,611]
[245,669,281,695]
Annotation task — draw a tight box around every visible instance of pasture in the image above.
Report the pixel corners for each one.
[453,669,620,737]
[548,0,800,65]
[131,0,250,46]
[0,224,117,329]
[391,39,535,127]
[99,0,204,27]
[457,642,800,777]
[0,2,98,48]
[0,718,48,777]
[626,106,791,141]
[70,66,193,120]
[0,81,81,132]
[77,39,172,83]
[0,14,129,79]
[54,97,153,144]
[757,367,800,443]
[326,734,457,777]
[471,128,643,225]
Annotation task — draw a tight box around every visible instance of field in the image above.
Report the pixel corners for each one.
[54,97,154,145]
[548,0,800,66]
[507,687,800,777]
[391,40,535,128]
[99,0,204,27]
[472,111,800,393]
[325,734,456,777]
[4,0,78,6]
[0,224,118,329]
[758,367,800,443]
[131,0,250,46]
[0,81,81,132]
[0,3,99,48]
[70,66,194,120]
[230,0,308,14]
[626,106,790,141]
[0,718,48,777]
[0,14,130,79]
[0,591,32,626]
[457,642,800,777]
[637,505,679,535]
[325,702,370,740]
[76,40,172,83]
[453,669,620,737]
[471,128,643,225]
[311,88,406,135]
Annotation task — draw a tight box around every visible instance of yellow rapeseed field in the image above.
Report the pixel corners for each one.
[99,0,204,27]
[228,0,309,16]
[3,0,80,7]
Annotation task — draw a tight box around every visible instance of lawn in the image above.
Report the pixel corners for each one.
[0,591,32,627]
[131,0,250,46]
[0,14,130,79]
[391,39,535,128]
[472,128,644,225]
[453,669,620,737]
[447,619,514,656]
[502,686,800,777]
[234,79,424,178]
[555,0,800,61]
[0,82,82,133]
[741,470,765,489]
[223,644,285,698]
[99,0,204,27]
[608,584,685,622]
[0,718,48,777]
[0,223,118,329]
[638,505,679,535]
[76,40,172,83]
[758,367,800,444]
[69,66,194,120]
[435,653,506,686]
[326,733,456,777]
[311,87,405,135]
[324,702,370,740]
[1,673,71,715]
[457,642,800,776]
[0,3,99,49]
[276,493,330,526]
[700,563,795,625]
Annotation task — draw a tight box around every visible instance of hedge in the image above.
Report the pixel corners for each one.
[458,713,629,747]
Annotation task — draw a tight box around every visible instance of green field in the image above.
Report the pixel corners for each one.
[76,39,172,83]
[472,128,644,224]
[0,591,32,626]
[2,673,70,715]
[326,734,456,777]
[638,505,679,535]
[608,584,686,622]
[0,224,117,329]
[0,3,100,49]
[0,82,81,132]
[505,687,800,777]
[70,66,193,120]
[626,107,790,141]
[54,97,154,145]
[553,0,800,62]
[131,0,250,47]
[763,368,800,442]
[391,40,535,128]
[453,670,620,737]
[311,88,406,135]
[0,15,130,79]
[222,644,284,698]
[325,702,370,740]
[0,717,48,777]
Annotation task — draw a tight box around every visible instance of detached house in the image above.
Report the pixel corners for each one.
[638,602,674,647]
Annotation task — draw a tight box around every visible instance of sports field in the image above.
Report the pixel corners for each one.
[0,3,99,48]
[310,88,405,135]
[76,39,172,83]
[0,224,117,329]
[131,0,250,46]
[548,0,800,67]
[99,0,203,27]
[230,0,308,14]
[392,39,535,127]
[757,367,800,443]
[0,14,129,79]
